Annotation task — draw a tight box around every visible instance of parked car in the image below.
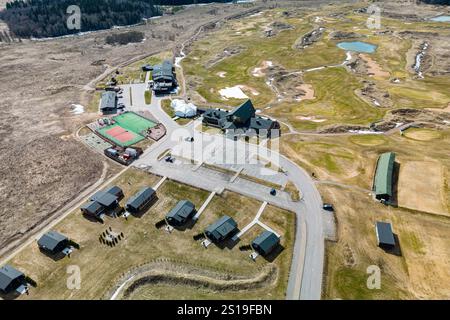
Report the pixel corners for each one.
[165,156,174,163]
[323,204,334,212]
[270,189,277,196]
[185,137,194,142]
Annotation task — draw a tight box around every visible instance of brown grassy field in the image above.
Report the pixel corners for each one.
[397,160,447,216]
[7,168,295,300]
[321,185,450,299]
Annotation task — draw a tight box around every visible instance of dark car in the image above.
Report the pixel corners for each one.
[323,204,334,212]
[165,156,174,163]
[270,189,277,196]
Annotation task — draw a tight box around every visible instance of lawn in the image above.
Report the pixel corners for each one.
[9,169,295,300]
[321,184,450,299]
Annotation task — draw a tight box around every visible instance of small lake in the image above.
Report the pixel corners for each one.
[337,41,377,53]
[430,15,450,22]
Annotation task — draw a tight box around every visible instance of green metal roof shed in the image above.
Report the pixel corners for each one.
[252,231,280,256]
[373,152,396,201]
[205,215,238,243]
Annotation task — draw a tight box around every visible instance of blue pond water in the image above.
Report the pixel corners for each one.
[430,15,450,22]
[337,41,377,54]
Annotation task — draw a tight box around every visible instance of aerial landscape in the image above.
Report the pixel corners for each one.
[0,0,449,303]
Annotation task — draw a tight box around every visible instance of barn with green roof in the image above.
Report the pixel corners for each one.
[373,152,396,202]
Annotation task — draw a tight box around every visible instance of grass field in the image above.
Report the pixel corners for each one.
[181,7,450,132]
[321,185,450,299]
[8,169,295,300]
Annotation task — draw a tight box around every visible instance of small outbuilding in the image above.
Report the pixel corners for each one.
[375,221,396,249]
[373,152,396,202]
[205,215,238,243]
[37,231,69,255]
[251,231,280,256]
[126,187,156,214]
[166,200,196,226]
[0,265,26,294]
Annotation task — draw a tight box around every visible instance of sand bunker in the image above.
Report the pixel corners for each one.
[426,103,450,113]
[295,84,315,101]
[252,61,273,77]
[359,54,390,78]
[219,85,249,99]
[239,85,260,96]
[296,116,326,123]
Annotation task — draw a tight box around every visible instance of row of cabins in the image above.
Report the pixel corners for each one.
[80,185,156,221]
[204,215,280,256]
[2,183,282,295]
[201,99,280,138]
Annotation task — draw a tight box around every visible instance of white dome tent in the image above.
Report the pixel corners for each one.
[171,99,197,118]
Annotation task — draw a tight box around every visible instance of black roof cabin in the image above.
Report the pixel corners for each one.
[37,231,69,255]
[166,200,196,226]
[204,215,238,243]
[0,265,25,294]
[251,231,280,256]
[125,187,156,214]
[80,186,123,220]
[375,221,396,249]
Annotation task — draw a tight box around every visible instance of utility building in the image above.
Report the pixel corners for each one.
[375,221,396,249]
[100,91,117,114]
[373,152,396,202]
[166,200,196,226]
[251,231,280,256]
[37,231,69,256]
[205,215,238,243]
[125,187,156,214]
[0,265,26,294]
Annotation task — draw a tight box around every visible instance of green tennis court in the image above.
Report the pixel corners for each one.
[113,112,157,135]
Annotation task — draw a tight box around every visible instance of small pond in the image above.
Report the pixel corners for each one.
[430,15,450,22]
[337,41,377,54]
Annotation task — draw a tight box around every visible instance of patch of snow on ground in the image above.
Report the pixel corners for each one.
[298,116,326,123]
[349,130,383,134]
[70,104,85,115]
[219,86,249,99]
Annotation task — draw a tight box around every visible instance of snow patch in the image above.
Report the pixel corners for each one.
[219,86,249,100]
[70,104,85,115]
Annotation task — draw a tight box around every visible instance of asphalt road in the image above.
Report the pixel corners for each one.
[129,85,325,300]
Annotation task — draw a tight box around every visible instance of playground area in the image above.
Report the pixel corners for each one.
[96,112,158,147]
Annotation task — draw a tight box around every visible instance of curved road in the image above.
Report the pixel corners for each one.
[131,91,325,300]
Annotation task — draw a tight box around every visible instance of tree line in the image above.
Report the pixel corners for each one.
[0,0,163,38]
[0,0,237,39]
